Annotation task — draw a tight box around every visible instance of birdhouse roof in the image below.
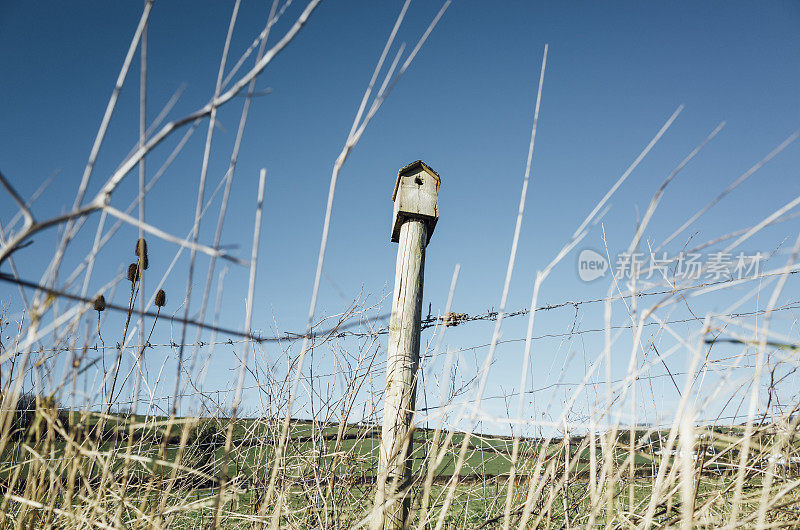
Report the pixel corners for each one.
[392,160,441,201]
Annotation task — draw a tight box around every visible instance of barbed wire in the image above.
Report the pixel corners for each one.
[4,268,798,439]
[8,300,798,361]
[3,268,796,351]
[16,344,790,424]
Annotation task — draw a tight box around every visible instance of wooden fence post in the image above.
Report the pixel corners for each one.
[374,161,440,530]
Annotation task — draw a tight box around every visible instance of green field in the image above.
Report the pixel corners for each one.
[3,405,800,528]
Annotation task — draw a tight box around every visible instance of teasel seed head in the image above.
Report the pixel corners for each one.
[135,237,147,258]
[93,295,106,312]
[127,263,140,283]
[155,289,166,308]
[136,238,149,270]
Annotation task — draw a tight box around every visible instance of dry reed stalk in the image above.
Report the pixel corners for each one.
[3,4,800,530]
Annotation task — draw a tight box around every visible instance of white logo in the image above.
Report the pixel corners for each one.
[578,249,608,282]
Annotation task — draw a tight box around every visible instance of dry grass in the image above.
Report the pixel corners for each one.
[2,1,800,528]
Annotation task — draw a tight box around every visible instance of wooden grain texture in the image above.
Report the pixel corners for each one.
[375,218,427,530]
[391,166,439,243]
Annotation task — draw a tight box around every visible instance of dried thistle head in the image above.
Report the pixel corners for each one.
[155,289,166,308]
[93,295,106,312]
[135,238,147,258]
[136,238,149,270]
[127,263,140,283]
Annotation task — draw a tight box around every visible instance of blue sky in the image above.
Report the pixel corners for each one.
[1,1,799,429]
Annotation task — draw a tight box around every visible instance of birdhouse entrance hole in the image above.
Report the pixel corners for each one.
[391,160,441,244]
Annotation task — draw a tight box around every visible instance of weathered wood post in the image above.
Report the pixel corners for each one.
[374,160,440,530]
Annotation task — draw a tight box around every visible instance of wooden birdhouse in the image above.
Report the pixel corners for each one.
[391,160,440,244]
